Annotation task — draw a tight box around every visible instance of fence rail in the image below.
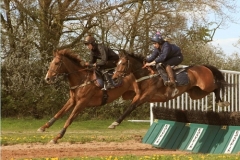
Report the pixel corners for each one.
[149,69,240,125]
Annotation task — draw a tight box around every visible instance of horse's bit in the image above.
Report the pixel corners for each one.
[115,59,130,77]
[48,56,68,79]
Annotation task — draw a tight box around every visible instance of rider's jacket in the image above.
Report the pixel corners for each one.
[146,41,182,63]
[89,44,119,68]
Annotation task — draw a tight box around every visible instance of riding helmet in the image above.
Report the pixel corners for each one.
[151,33,165,44]
[84,35,96,45]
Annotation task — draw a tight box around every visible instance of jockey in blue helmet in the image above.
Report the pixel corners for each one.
[144,32,183,88]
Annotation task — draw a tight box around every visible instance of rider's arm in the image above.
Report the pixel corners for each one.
[146,48,159,62]
[89,51,97,64]
[96,45,108,66]
[154,42,171,63]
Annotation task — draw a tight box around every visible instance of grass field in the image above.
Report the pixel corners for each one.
[1,118,240,160]
[1,118,150,145]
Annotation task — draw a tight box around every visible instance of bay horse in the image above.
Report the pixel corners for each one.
[37,49,140,143]
[110,50,231,129]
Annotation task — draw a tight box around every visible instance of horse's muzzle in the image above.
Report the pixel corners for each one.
[112,73,119,81]
[45,76,57,84]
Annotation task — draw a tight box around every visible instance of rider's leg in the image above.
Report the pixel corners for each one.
[165,65,179,97]
[102,71,113,90]
[165,65,176,87]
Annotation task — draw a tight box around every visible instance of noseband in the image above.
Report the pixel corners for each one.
[48,56,68,79]
[116,59,131,77]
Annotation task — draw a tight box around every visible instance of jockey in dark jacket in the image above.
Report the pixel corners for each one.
[84,35,119,90]
[144,32,183,88]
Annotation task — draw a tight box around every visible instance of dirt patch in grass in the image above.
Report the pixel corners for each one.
[1,140,188,159]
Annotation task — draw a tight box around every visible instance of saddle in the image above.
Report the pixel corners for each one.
[94,70,104,88]
[156,64,189,86]
[94,69,122,89]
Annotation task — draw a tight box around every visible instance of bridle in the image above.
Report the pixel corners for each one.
[115,56,159,83]
[48,56,69,80]
[115,58,131,77]
[47,55,95,89]
[115,57,143,77]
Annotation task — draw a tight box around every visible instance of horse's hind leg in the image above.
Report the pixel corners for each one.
[37,98,75,132]
[187,87,210,99]
[214,88,230,107]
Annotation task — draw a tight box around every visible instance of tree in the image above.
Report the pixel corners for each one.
[1,0,239,118]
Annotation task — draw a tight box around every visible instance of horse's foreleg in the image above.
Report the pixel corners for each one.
[37,117,57,132]
[108,103,138,129]
[50,128,66,144]
[37,98,75,132]
[108,94,145,129]
[50,102,85,144]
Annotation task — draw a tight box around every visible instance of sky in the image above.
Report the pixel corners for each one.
[209,2,240,56]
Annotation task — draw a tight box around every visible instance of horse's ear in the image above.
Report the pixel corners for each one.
[53,48,59,56]
[79,60,86,67]
[118,50,124,57]
[118,49,127,57]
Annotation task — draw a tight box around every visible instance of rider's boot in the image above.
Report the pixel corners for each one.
[165,65,178,96]
[102,72,114,90]
[165,65,176,87]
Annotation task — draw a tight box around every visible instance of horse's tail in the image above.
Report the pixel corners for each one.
[203,65,230,95]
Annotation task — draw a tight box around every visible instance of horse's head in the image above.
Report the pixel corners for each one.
[45,51,68,84]
[112,50,132,82]
[45,49,88,84]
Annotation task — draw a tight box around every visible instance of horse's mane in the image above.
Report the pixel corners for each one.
[122,50,145,63]
[55,49,85,67]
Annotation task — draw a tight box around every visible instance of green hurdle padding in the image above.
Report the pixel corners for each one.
[142,119,185,149]
[212,126,240,154]
[142,119,240,154]
[177,123,220,153]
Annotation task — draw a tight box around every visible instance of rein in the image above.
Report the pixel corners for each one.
[67,68,90,75]
[50,55,95,89]
[116,58,159,82]
[68,70,97,90]
[115,60,130,77]
[70,80,93,90]
[135,74,159,82]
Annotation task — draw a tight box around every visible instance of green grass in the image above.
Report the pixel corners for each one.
[1,118,240,160]
[1,118,150,145]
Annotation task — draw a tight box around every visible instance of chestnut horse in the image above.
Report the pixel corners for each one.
[110,50,231,129]
[37,49,140,143]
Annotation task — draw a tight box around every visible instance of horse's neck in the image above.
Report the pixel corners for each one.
[131,59,149,79]
[64,61,91,86]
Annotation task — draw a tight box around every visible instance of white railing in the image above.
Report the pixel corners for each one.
[149,69,240,125]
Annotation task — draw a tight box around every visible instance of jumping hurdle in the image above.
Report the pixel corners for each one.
[143,69,240,154]
[142,119,240,154]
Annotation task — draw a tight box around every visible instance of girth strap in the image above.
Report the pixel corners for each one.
[101,90,108,105]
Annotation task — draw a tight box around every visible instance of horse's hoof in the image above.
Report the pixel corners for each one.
[112,122,120,126]
[108,122,119,129]
[217,102,224,107]
[217,101,230,107]
[37,127,45,132]
[108,125,116,129]
[49,139,57,144]
[224,101,230,106]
